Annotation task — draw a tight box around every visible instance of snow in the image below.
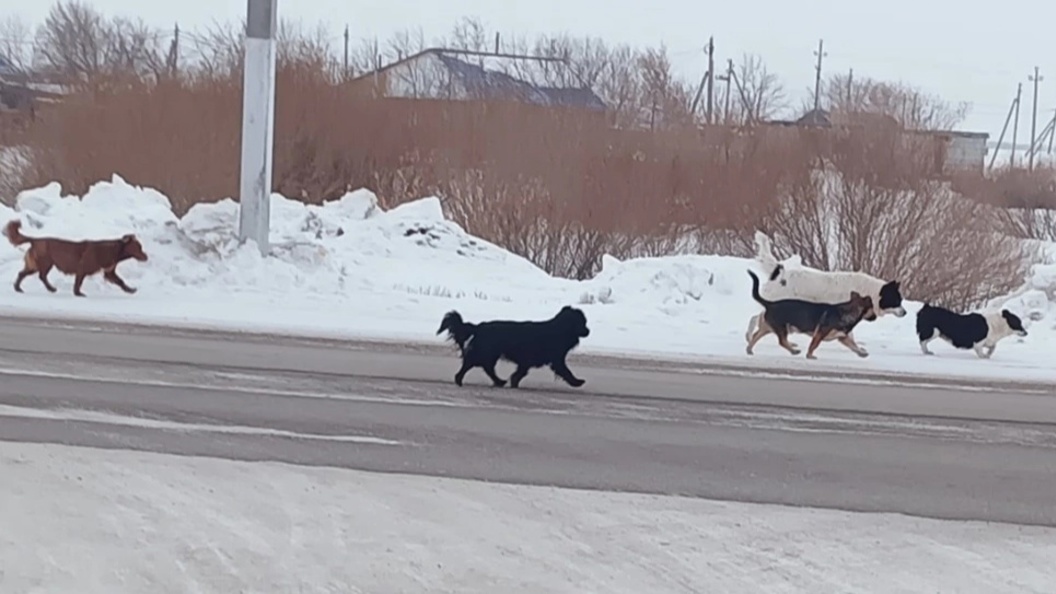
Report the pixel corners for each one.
[2,440,1054,594]
[0,175,1053,384]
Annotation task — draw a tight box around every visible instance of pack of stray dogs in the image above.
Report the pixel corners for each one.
[1,220,1030,388]
[435,231,1030,388]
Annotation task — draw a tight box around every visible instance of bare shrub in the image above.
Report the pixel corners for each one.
[758,123,1033,310]
[955,167,1056,242]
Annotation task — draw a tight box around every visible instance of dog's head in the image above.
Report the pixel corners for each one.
[555,305,590,338]
[1001,309,1028,338]
[877,280,906,317]
[849,291,878,321]
[120,234,149,262]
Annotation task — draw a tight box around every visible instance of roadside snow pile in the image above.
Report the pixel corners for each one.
[2,176,560,300]
[579,254,749,310]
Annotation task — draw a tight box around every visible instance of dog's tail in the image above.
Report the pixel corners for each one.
[747,270,773,308]
[437,310,475,351]
[4,220,28,247]
[753,230,783,281]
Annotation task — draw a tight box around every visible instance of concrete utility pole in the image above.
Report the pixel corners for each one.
[1029,66,1043,170]
[706,36,715,124]
[813,39,826,112]
[238,0,278,256]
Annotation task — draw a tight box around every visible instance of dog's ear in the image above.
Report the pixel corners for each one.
[121,234,135,243]
[849,291,863,300]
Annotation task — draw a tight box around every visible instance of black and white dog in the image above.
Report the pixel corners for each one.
[916,303,1028,359]
[746,231,907,355]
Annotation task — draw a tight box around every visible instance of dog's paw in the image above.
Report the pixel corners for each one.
[568,378,586,388]
[856,350,869,358]
[789,349,801,356]
[806,354,818,360]
[492,380,508,388]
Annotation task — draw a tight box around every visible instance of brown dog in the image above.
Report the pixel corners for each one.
[746,270,877,360]
[5,220,148,297]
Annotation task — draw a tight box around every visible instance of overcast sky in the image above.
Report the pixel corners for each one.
[7,0,1056,149]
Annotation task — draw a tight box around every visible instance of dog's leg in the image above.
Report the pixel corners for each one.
[14,268,33,293]
[844,330,867,356]
[37,263,58,293]
[745,313,760,344]
[745,319,774,355]
[454,360,474,387]
[805,329,826,360]
[918,327,936,355]
[481,358,507,388]
[103,268,137,294]
[973,344,992,359]
[509,365,530,389]
[72,273,88,297]
[774,326,801,356]
[837,334,870,358]
[15,252,36,293]
[550,359,586,388]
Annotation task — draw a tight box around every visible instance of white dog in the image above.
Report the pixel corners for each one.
[746,231,908,355]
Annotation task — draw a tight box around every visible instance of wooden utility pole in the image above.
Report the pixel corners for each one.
[723,58,733,123]
[1011,83,1022,168]
[343,25,349,80]
[813,39,827,112]
[1029,66,1043,170]
[846,68,853,105]
[706,36,715,124]
[990,85,1021,170]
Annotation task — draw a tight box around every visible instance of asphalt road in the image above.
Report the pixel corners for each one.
[0,317,1055,527]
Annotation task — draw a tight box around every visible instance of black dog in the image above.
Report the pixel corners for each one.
[916,303,1028,359]
[745,270,877,359]
[436,306,590,388]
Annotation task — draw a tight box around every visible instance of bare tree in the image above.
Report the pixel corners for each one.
[822,73,969,130]
[637,46,694,129]
[184,21,243,82]
[103,17,166,80]
[32,2,167,83]
[33,1,108,80]
[0,16,33,72]
[727,53,786,125]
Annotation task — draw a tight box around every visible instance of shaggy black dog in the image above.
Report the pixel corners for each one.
[436,305,591,388]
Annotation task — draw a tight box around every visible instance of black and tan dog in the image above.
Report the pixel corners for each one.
[437,306,591,388]
[746,270,877,359]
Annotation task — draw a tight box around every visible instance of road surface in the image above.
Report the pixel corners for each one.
[0,317,1054,527]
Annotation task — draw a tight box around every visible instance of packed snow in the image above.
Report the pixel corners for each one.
[0,175,1053,384]
[2,441,1054,594]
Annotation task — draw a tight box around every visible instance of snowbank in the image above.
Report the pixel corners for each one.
[3,441,1054,594]
[0,176,1052,383]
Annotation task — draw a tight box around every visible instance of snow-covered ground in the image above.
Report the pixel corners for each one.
[0,176,1053,384]
[2,441,1053,594]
